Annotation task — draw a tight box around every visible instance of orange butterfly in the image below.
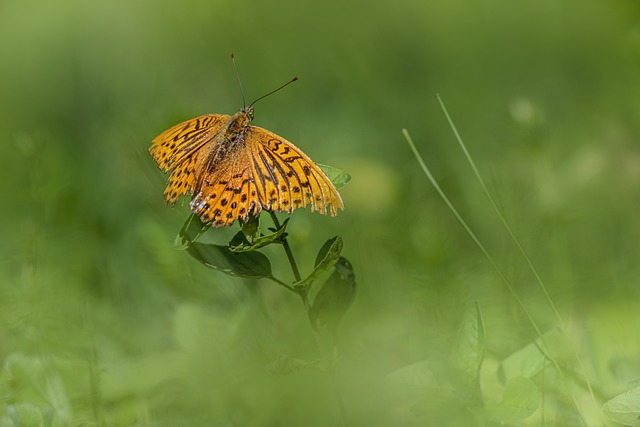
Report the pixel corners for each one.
[149,62,343,228]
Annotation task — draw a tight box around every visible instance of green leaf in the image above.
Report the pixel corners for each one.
[314,235,342,267]
[174,214,211,250]
[240,211,260,239]
[318,163,351,189]
[309,256,357,334]
[603,385,640,426]
[454,301,485,387]
[229,218,289,253]
[187,242,272,278]
[295,236,343,288]
[483,376,541,422]
[228,230,250,250]
[498,328,563,382]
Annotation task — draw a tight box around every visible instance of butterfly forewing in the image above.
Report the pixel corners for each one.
[149,114,229,204]
[247,127,343,217]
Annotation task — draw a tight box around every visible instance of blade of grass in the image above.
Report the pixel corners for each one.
[436,94,597,409]
[402,128,588,426]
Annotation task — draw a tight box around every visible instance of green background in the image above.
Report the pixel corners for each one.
[2,0,640,425]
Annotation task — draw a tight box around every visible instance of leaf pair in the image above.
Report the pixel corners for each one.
[301,237,356,335]
[176,214,274,279]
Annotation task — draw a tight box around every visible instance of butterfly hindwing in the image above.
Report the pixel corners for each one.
[190,149,263,227]
[163,156,198,204]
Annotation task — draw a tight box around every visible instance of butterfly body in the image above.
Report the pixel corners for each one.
[150,106,343,227]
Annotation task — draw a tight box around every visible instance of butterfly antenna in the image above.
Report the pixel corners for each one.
[230,51,247,108]
[249,76,298,107]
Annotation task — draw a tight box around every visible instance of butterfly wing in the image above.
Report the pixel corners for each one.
[246,126,344,217]
[149,114,230,204]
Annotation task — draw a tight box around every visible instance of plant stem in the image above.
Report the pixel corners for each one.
[268,212,330,365]
[267,275,296,293]
[269,211,302,282]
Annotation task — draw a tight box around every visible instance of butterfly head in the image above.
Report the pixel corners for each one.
[243,106,255,121]
[237,106,254,124]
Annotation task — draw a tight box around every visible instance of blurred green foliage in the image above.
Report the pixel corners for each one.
[2,0,640,425]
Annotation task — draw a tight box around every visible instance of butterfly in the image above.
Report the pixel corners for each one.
[149,73,344,228]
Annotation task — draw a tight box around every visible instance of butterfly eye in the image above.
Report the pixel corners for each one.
[248,109,254,120]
